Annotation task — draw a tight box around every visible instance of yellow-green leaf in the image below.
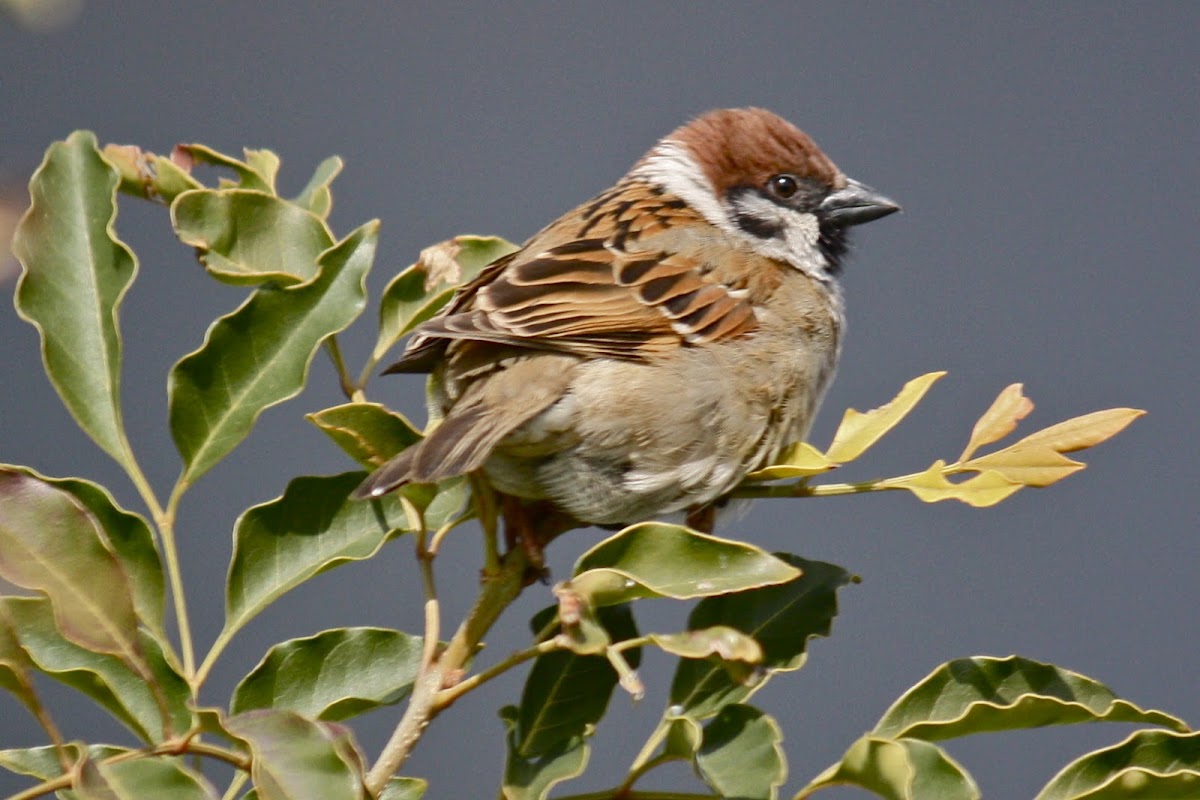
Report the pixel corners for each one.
[74,752,219,800]
[649,626,763,665]
[177,144,277,193]
[293,156,343,219]
[379,777,427,800]
[306,402,422,468]
[798,736,979,800]
[887,461,1022,507]
[873,656,1188,741]
[745,442,838,481]
[1009,408,1145,454]
[1036,729,1200,800]
[961,444,1084,487]
[959,383,1035,461]
[825,372,946,463]
[570,523,800,606]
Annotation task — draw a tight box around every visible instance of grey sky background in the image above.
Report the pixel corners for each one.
[2,3,1197,798]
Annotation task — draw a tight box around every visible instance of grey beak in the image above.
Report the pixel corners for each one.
[819,179,900,227]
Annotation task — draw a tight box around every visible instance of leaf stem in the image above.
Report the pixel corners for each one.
[433,638,561,709]
[12,679,70,772]
[355,352,383,395]
[158,480,196,682]
[410,501,440,670]
[730,477,902,500]
[619,718,673,794]
[115,435,194,683]
[365,544,530,794]
[323,336,359,401]
[220,771,250,800]
[194,626,234,689]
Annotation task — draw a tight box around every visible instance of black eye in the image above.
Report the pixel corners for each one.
[768,174,799,199]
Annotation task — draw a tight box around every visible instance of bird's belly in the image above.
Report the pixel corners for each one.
[482,343,830,526]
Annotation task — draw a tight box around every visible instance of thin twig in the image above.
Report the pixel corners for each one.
[2,740,249,800]
[365,545,530,794]
[433,638,561,710]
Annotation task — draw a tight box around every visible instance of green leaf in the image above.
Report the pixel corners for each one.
[500,706,589,800]
[671,556,853,719]
[0,597,191,743]
[798,736,979,800]
[176,144,276,193]
[2,465,167,644]
[12,131,138,469]
[102,143,204,204]
[171,190,335,287]
[1036,730,1200,799]
[169,221,376,486]
[515,604,639,758]
[569,523,801,606]
[306,403,423,468]
[663,712,704,760]
[372,235,518,363]
[378,776,427,800]
[232,627,423,721]
[0,743,124,783]
[695,705,786,800]
[0,469,143,666]
[224,473,414,642]
[74,754,219,800]
[0,601,40,717]
[224,710,366,800]
[293,156,343,219]
[872,656,1188,741]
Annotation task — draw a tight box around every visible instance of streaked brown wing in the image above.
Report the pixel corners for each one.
[410,238,757,361]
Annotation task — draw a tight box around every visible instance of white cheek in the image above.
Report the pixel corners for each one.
[729,193,829,280]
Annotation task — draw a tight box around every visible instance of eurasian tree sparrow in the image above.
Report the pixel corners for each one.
[356,108,898,534]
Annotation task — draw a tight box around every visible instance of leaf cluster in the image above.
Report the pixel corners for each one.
[0,133,1187,800]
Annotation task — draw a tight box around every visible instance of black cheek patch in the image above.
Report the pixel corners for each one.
[727,188,784,239]
[734,209,783,239]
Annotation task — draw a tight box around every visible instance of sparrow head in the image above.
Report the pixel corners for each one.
[634,107,899,279]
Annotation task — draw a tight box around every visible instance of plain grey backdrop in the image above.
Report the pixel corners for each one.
[1,3,1197,798]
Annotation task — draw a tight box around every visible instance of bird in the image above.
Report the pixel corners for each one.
[355,108,898,544]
